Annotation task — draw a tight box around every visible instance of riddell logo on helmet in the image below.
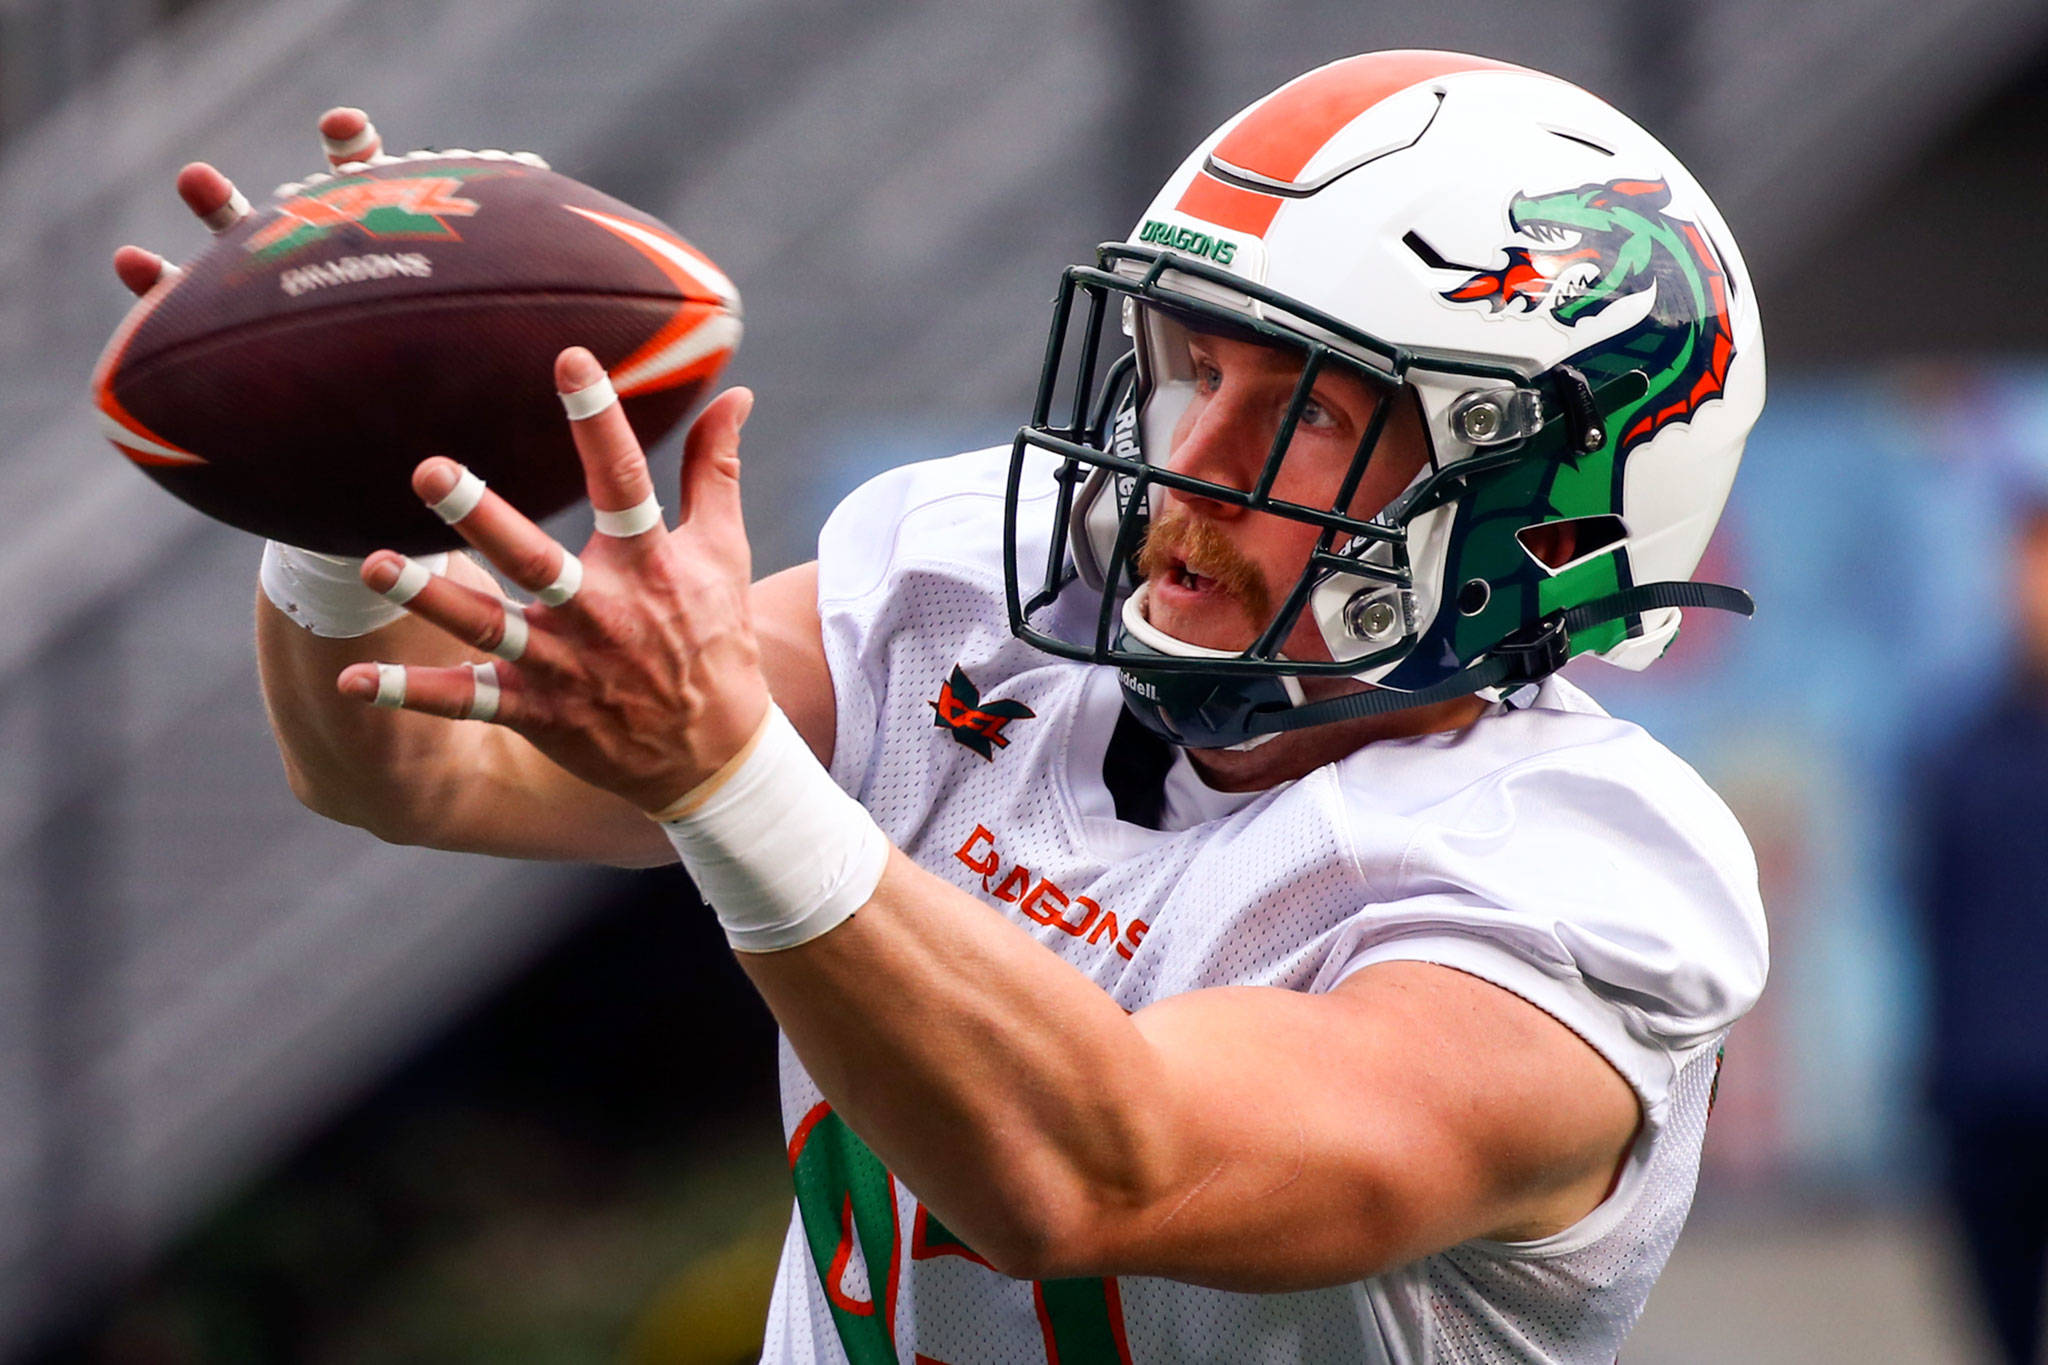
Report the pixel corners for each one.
[1110,405,1139,462]
[246,169,497,261]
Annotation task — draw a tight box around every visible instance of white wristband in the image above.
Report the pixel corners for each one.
[260,541,450,638]
[655,703,889,953]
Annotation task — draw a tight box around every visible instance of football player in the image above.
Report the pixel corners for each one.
[120,51,1767,1362]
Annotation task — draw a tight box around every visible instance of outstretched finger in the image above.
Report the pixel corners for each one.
[112,245,180,297]
[319,106,383,166]
[677,385,754,533]
[176,162,250,234]
[338,658,521,724]
[412,458,584,606]
[360,552,541,662]
[555,348,665,542]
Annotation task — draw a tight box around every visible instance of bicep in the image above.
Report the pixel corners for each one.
[1109,959,1640,1290]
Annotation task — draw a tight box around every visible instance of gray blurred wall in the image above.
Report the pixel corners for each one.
[3,0,2046,1351]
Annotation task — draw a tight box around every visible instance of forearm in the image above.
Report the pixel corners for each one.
[736,849,1187,1277]
[257,578,480,836]
[257,557,670,863]
[735,865,1606,1291]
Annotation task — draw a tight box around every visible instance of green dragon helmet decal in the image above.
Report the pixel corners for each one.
[1371,176,1743,690]
[1441,177,1736,455]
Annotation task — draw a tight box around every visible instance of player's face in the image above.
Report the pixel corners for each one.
[1137,328,1431,657]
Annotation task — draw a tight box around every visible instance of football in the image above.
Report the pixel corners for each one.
[91,151,741,555]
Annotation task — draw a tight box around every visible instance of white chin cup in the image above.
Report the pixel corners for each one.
[1120,583,1243,659]
[1120,584,1300,752]
[261,542,450,638]
[654,704,890,952]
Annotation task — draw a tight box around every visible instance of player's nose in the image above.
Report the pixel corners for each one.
[1160,394,1266,517]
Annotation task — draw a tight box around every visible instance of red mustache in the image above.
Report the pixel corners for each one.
[1136,507,1273,627]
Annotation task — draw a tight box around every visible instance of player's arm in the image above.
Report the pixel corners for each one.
[255,556,830,866]
[740,850,1641,1291]
[350,346,1639,1290]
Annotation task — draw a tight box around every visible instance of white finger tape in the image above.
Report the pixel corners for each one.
[430,467,487,524]
[558,373,618,421]
[202,187,251,234]
[467,662,500,723]
[593,494,663,538]
[376,555,435,606]
[371,663,406,708]
[262,542,445,639]
[492,602,529,661]
[536,551,583,607]
[323,122,379,160]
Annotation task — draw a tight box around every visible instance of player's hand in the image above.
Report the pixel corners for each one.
[336,347,771,816]
[110,107,385,297]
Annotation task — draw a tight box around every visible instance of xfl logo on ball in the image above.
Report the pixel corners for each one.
[247,168,499,260]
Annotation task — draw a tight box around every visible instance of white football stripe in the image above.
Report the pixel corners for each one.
[95,409,205,465]
[562,205,740,308]
[609,313,742,397]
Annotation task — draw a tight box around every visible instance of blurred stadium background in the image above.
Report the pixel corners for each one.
[4,0,2047,1359]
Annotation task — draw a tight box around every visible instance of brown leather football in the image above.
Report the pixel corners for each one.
[91,151,741,555]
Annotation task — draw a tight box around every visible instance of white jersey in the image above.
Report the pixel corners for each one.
[760,449,1768,1365]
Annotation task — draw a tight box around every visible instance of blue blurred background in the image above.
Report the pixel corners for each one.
[5,1,2048,1360]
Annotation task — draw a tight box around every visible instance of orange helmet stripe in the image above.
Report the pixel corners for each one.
[1175,50,1530,238]
[1176,170,1286,237]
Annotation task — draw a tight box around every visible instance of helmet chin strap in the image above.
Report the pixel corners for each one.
[1119,585,1302,751]
[1114,578,1751,748]
[1240,580,1755,736]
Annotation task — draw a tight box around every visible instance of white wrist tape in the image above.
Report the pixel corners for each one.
[655,704,889,953]
[261,541,449,638]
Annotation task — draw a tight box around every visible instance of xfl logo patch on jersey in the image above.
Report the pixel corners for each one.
[930,665,1034,760]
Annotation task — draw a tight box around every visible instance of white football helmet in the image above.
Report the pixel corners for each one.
[1006,50,1764,748]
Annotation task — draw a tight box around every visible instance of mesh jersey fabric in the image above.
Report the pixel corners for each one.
[758,447,1767,1365]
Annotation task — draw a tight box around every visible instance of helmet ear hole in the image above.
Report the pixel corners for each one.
[1518,514,1626,573]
